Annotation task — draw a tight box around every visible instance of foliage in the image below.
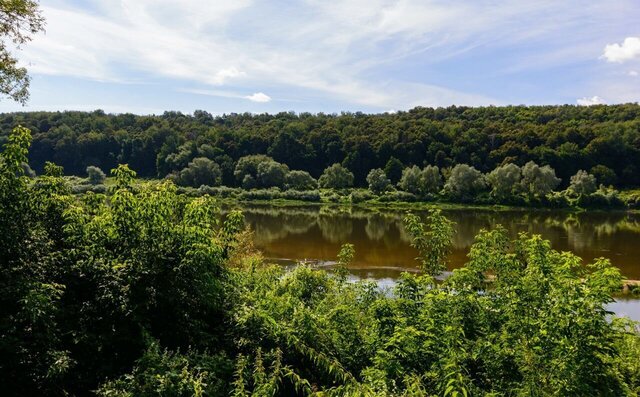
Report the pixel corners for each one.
[443,164,486,201]
[0,0,45,103]
[397,165,442,197]
[285,170,317,191]
[319,163,354,189]
[366,168,391,194]
[486,163,521,201]
[2,126,640,396]
[569,169,597,196]
[2,105,640,191]
[521,161,561,199]
[591,164,618,186]
[234,155,274,186]
[384,157,404,184]
[86,165,106,184]
[173,157,222,187]
[403,210,455,276]
[256,160,289,188]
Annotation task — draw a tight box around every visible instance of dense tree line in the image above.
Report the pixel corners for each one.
[1,104,640,188]
[2,126,640,396]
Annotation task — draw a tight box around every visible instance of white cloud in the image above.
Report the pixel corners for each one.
[245,92,271,103]
[603,37,640,63]
[629,70,639,77]
[577,96,606,106]
[14,0,640,110]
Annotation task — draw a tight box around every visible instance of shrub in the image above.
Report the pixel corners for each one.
[384,157,404,184]
[443,164,486,201]
[378,190,418,202]
[590,165,618,186]
[256,160,289,188]
[350,189,375,203]
[318,163,354,189]
[281,189,321,202]
[174,157,222,187]
[568,170,597,196]
[521,161,561,198]
[487,163,521,201]
[285,170,317,190]
[86,165,106,185]
[366,168,391,194]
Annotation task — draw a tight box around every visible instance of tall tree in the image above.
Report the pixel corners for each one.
[0,0,45,103]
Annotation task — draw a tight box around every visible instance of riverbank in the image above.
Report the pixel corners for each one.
[63,176,638,212]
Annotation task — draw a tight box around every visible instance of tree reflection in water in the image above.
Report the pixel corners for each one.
[231,204,640,279]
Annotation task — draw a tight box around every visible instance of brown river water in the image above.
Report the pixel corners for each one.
[232,203,640,320]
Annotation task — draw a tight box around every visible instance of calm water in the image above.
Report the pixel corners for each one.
[234,203,640,320]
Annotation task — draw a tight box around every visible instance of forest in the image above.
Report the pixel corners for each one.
[1,104,639,189]
[2,125,640,396]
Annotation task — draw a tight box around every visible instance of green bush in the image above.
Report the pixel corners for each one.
[378,190,418,202]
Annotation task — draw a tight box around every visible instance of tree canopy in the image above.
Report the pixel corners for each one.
[0,0,45,103]
[2,104,640,188]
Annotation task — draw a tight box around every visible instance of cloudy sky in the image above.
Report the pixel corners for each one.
[1,0,639,114]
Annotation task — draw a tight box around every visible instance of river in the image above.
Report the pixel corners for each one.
[234,203,640,320]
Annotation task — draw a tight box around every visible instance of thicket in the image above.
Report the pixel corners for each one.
[2,126,640,396]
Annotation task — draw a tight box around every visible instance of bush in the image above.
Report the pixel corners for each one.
[318,163,354,189]
[198,185,241,198]
[350,189,375,203]
[281,189,321,202]
[239,188,282,201]
[569,170,597,196]
[366,168,391,194]
[577,186,625,208]
[443,164,486,201]
[378,190,418,202]
[590,165,618,186]
[521,161,561,198]
[256,160,289,188]
[174,157,222,187]
[285,170,317,190]
[86,165,106,185]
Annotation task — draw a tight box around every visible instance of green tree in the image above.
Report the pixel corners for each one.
[520,161,561,198]
[318,163,354,189]
[86,165,106,185]
[443,164,486,201]
[0,0,45,103]
[366,168,391,194]
[486,163,521,200]
[256,160,289,188]
[234,155,273,186]
[569,169,597,196]
[421,165,442,195]
[384,157,404,184]
[398,165,442,197]
[174,157,222,187]
[590,165,617,186]
[397,165,422,195]
[285,170,317,190]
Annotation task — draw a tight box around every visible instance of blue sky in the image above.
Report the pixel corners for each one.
[1,0,640,115]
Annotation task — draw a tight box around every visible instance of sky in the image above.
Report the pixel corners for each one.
[1,0,640,115]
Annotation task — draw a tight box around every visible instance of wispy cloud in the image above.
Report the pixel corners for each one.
[12,0,640,111]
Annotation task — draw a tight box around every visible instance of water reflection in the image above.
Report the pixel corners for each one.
[232,204,640,280]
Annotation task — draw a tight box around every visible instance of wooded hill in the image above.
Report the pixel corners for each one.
[1,104,639,187]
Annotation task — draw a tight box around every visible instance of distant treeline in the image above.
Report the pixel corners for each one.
[1,104,640,187]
